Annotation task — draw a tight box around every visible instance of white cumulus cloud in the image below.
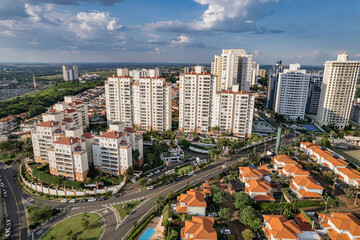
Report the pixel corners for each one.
[170,34,194,47]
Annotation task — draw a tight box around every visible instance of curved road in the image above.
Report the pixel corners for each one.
[3,133,295,240]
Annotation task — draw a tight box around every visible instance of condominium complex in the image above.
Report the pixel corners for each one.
[179,66,254,138]
[351,98,360,124]
[105,69,172,131]
[62,65,79,81]
[92,122,143,175]
[178,66,213,133]
[266,60,285,109]
[211,85,255,137]
[275,64,310,120]
[251,62,259,86]
[316,53,360,128]
[305,73,323,114]
[211,49,254,92]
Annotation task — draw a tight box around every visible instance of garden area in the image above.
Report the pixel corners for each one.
[27,204,60,230]
[113,200,142,220]
[41,213,103,240]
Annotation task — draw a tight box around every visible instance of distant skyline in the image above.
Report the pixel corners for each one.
[1,0,360,65]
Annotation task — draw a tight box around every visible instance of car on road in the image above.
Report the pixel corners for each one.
[6,219,11,229]
[147,186,154,190]
[208,212,218,217]
[161,167,167,171]
[88,198,97,202]
[68,199,77,203]
[188,171,194,176]
[111,195,117,199]
[5,229,10,239]
[98,197,106,201]
[79,199,87,203]
[0,182,4,187]
[3,167,6,170]
[154,170,161,174]
[220,229,231,235]
[60,199,68,203]
[146,172,154,178]
[173,178,180,182]
[163,181,170,186]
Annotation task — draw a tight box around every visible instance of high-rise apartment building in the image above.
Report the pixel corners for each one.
[62,65,79,81]
[316,53,360,128]
[92,122,143,175]
[251,62,259,86]
[351,99,360,125]
[258,69,266,78]
[275,64,310,120]
[179,67,254,138]
[105,69,171,131]
[211,49,253,92]
[211,85,255,137]
[266,60,285,109]
[178,68,213,133]
[48,137,89,182]
[305,73,323,114]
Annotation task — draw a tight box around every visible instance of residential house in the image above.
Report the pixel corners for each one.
[176,189,207,216]
[272,155,298,169]
[290,176,324,199]
[318,212,360,240]
[181,216,217,240]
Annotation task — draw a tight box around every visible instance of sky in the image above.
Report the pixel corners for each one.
[0,0,360,65]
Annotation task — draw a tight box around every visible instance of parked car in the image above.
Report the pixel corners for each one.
[88,198,97,202]
[147,172,154,178]
[3,189,7,195]
[79,199,87,203]
[3,193,7,198]
[154,170,161,174]
[220,229,231,235]
[188,171,194,176]
[173,178,180,182]
[208,212,218,217]
[147,186,154,190]
[6,219,11,229]
[68,199,77,203]
[60,199,68,203]
[5,229,10,238]
[161,167,167,171]
[98,197,105,201]
[0,182,4,187]
[163,181,170,186]
[111,195,117,199]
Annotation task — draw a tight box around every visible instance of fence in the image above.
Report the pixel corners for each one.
[20,163,125,197]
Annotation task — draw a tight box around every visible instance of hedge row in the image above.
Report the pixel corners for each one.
[128,213,156,240]
[30,166,84,190]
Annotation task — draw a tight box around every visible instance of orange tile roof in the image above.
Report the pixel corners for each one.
[100,131,129,139]
[176,189,206,214]
[294,213,314,231]
[297,189,323,198]
[272,155,298,165]
[263,215,302,239]
[246,179,272,193]
[337,167,360,180]
[318,212,360,239]
[239,165,271,179]
[36,121,62,127]
[282,165,310,177]
[323,156,348,167]
[181,216,217,240]
[53,137,83,145]
[253,193,275,202]
[293,176,324,190]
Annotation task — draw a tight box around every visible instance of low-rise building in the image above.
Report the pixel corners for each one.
[263,215,321,240]
[290,176,324,199]
[239,165,272,182]
[280,165,310,179]
[318,212,360,240]
[181,216,217,240]
[176,189,207,216]
[245,179,274,202]
[272,155,298,169]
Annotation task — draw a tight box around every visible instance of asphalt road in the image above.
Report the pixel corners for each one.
[2,133,296,240]
[0,162,27,240]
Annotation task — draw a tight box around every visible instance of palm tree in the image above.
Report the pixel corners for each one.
[153,196,165,214]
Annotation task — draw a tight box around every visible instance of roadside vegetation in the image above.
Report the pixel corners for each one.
[113,200,142,220]
[27,204,60,230]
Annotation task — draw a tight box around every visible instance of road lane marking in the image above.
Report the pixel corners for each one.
[3,174,22,240]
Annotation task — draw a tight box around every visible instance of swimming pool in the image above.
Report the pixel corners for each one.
[302,124,321,132]
[139,228,156,240]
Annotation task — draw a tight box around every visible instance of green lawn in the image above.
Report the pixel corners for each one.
[175,165,193,175]
[333,148,360,166]
[41,213,103,240]
[113,200,141,219]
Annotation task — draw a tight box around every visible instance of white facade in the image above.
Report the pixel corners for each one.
[211,85,255,138]
[105,73,171,131]
[251,62,259,86]
[62,65,79,81]
[275,64,310,120]
[178,72,213,133]
[316,53,360,128]
[211,49,253,92]
[48,137,89,182]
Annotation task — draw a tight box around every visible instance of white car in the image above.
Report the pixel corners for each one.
[6,219,11,229]
[5,229,10,238]
[0,182,4,187]
[146,172,154,178]
[68,199,77,203]
[88,198,97,202]
[188,171,194,176]
[220,229,231,235]
[154,170,160,174]
[60,199,68,203]
[147,186,154,190]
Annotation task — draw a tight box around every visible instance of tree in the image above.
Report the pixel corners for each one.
[167,190,175,200]
[239,206,257,225]
[81,219,90,229]
[242,229,255,240]
[344,186,357,198]
[248,218,262,233]
[322,171,335,182]
[213,192,228,206]
[139,178,147,187]
[232,192,253,209]
[169,230,178,240]
[247,148,261,166]
[218,208,234,221]
[153,196,165,213]
[324,196,335,212]
[321,137,332,149]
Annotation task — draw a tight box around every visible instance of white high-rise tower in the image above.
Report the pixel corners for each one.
[316,53,360,128]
